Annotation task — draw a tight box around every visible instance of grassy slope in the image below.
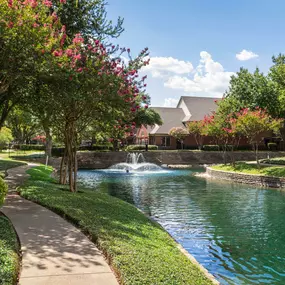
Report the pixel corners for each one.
[0,215,20,285]
[19,166,213,285]
[212,162,285,177]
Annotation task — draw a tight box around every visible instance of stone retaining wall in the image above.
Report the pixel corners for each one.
[76,151,285,169]
[206,167,285,188]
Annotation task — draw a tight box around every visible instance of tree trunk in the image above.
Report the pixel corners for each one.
[63,120,78,192]
[45,130,52,158]
[42,120,52,157]
[255,143,260,169]
[60,148,68,185]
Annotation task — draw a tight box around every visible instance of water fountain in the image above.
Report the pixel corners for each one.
[109,152,163,172]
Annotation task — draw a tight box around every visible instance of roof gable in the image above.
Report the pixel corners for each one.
[148,107,185,135]
[177,96,220,121]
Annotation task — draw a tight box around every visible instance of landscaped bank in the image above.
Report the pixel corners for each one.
[207,162,285,188]
[19,166,215,285]
[0,215,20,285]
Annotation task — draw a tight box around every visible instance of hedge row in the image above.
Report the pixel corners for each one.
[52,145,112,157]
[12,144,45,151]
[125,144,158,151]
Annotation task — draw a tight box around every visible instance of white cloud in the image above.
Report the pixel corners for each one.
[163,98,179,107]
[236,49,259,61]
[163,51,234,96]
[142,56,193,78]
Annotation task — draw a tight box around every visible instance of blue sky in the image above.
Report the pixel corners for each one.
[106,0,285,106]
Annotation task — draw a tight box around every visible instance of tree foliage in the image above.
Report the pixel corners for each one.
[233,108,283,167]
[224,68,280,118]
[0,127,13,148]
[187,121,205,150]
[169,127,188,142]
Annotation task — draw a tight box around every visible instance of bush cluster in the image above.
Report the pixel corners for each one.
[202,145,220,151]
[267,142,277,151]
[12,144,45,151]
[125,144,158,151]
[51,144,113,157]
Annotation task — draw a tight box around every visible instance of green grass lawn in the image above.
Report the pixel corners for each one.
[212,162,285,177]
[19,166,214,285]
[0,150,44,160]
[0,215,20,285]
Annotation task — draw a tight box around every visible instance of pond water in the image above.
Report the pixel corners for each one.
[78,168,285,285]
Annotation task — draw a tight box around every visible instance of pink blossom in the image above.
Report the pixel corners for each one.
[7,0,13,8]
[33,22,39,28]
[43,0,52,7]
[51,12,58,22]
[53,50,63,57]
[60,0,66,3]
[60,33,66,47]
[77,67,83,73]
[73,54,82,60]
[65,49,73,57]
[7,21,14,28]
[30,0,37,8]
[72,33,84,44]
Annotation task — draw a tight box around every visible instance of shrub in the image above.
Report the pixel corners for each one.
[0,177,8,207]
[12,144,45,151]
[52,145,112,157]
[82,144,112,151]
[51,147,65,157]
[202,145,219,151]
[260,157,285,165]
[268,142,277,151]
[125,144,158,151]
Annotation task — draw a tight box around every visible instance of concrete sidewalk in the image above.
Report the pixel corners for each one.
[1,165,118,285]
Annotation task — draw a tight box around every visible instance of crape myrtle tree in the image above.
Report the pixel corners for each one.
[14,0,125,157]
[38,0,125,156]
[169,127,188,149]
[187,121,206,150]
[0,0,60,128]
[232,108,283,168]
[38,28,150,191]
[202,112,239,165]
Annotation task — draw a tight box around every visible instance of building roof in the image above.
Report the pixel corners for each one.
[177,96,220,122]
[148,107,185,135]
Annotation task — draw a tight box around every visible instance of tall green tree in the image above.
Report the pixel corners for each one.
[224,68,280,118]
[53,0,124,39]
[7,108,41,144]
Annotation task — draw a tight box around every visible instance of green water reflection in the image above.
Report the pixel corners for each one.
[78,169,285,285]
